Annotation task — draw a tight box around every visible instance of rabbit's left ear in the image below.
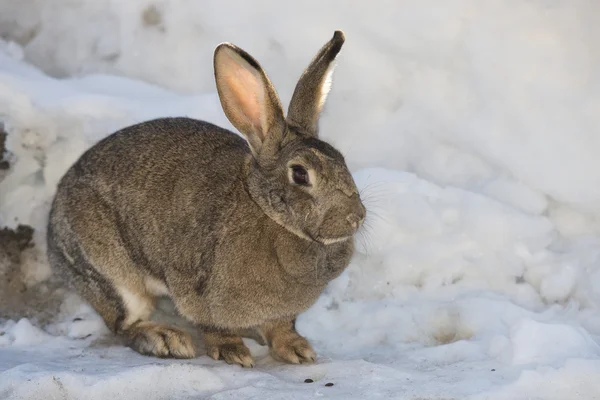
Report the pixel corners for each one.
[286,31,345,138]
[214,43,286,155]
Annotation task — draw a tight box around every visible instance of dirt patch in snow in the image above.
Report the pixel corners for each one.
[0,127,64,323]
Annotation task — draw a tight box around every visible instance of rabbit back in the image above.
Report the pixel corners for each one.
[48,117,254,328]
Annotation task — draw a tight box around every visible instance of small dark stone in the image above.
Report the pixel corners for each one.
[73,318,83,322]
[325,382,334,387]
[304,378,314,383]
[491,369,496,372]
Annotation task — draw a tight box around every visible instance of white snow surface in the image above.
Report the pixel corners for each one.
[1,1,600,399]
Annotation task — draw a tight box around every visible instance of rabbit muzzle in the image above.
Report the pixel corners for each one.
[311,193,366,245]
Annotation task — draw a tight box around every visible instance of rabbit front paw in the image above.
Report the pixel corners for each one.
[126,321,196,359]
[204,332,255,368]
[270,333,317,364]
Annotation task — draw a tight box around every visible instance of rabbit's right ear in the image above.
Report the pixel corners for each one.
[286,31,345,138]
[214,43,286,155]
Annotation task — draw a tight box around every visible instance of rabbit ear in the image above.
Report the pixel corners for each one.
[214,43,285,155]
[286,31,345,138]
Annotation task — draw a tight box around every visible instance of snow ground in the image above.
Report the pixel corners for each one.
[1,1,600,399]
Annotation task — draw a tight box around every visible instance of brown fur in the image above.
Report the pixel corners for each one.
[47,31,365,366]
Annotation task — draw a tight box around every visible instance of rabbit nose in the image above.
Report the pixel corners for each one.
[346,213,364,230]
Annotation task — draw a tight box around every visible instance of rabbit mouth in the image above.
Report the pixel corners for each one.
[295,227,352,245]
[316,235,352,245]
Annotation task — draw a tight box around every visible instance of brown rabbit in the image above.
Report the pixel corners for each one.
[47,30,365,367]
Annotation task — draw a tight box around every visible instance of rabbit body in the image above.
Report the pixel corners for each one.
[49,118,352,329]
[47,31,364,366]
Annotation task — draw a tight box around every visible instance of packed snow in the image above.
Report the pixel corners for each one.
[1,1,600,399]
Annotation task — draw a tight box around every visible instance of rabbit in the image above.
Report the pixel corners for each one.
[46,30,365,367]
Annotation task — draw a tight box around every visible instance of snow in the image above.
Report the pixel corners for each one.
[1,1,600,399]
[509,320,600,366]
[1,319,52,347]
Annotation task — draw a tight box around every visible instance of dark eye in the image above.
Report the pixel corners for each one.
[291,165,310,186]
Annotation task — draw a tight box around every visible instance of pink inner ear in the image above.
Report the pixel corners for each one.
[223,57,265,140]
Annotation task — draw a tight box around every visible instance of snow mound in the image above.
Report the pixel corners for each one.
[510,319,600,366]
[0,319,52,347]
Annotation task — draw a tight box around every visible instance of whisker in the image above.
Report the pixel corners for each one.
[358,231,373,257]
[358,181,388,197]
[356,222,376,256]
[364,209,385,222]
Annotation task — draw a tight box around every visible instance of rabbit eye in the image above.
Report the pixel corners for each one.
[291,165,310,186]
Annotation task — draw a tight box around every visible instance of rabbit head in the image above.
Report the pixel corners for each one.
[214,31,365,245]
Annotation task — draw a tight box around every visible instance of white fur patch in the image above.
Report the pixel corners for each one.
[117,286,153,328]
[145,277,170,297]
[319,236,351,245]
[318,62,337,111]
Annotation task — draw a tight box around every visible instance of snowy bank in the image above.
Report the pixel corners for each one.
[1,1,600,399]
